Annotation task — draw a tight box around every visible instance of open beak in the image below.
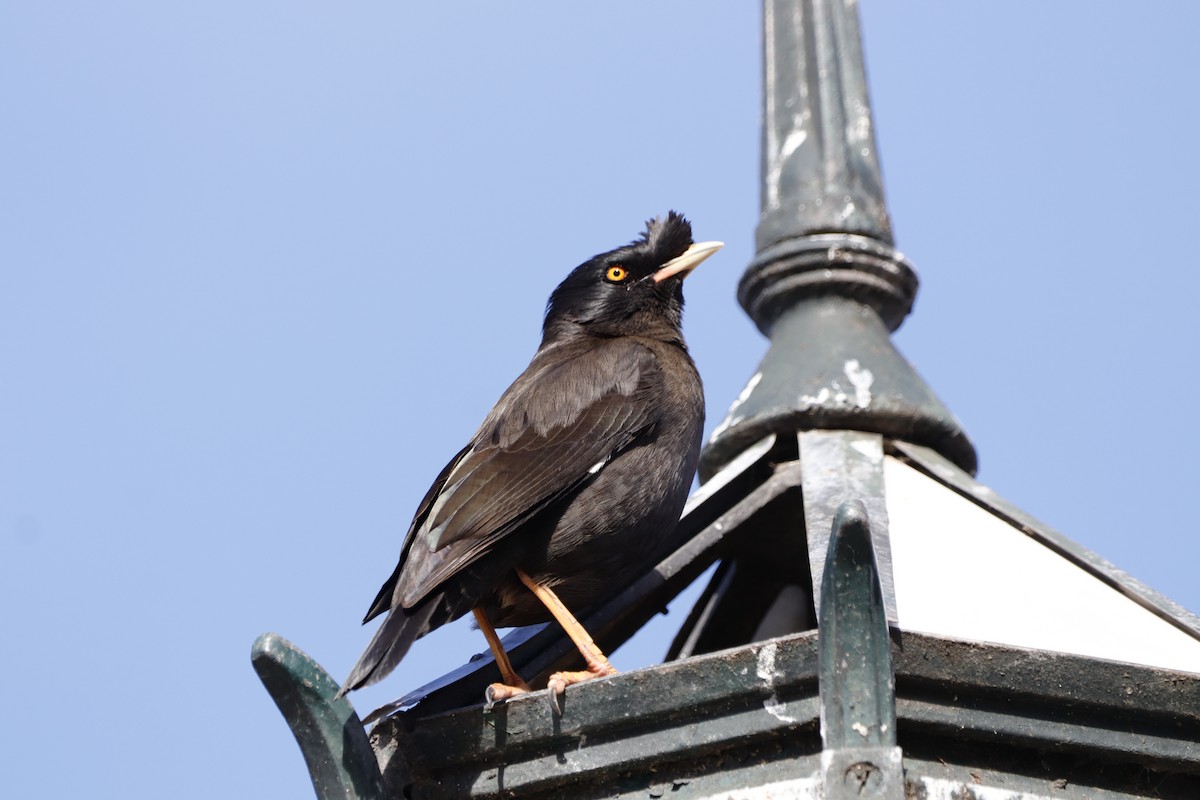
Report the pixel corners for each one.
[652,241,724,283]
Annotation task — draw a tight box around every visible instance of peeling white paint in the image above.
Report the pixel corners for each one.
[844,359,874,408]
[755,642,799,723]
[780,127,808,161]
[732,371,762,410]
[851,721,870,738]
[850,113,872,142]
[709,415,742,442]
[799,365,870,410]
[916,777,1043,800]
[762,696,799,724]
[798,386,832,408]
[710,372,762,441]
[755,641,779,683]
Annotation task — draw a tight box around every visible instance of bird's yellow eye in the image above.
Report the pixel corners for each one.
[606,265,627,282]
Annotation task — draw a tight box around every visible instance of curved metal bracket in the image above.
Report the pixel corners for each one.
[818,500,902,798]
[252,633,384,800]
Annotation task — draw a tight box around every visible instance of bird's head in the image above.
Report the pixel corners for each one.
[542,212,722,344]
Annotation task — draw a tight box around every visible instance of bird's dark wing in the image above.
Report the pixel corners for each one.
[361,443,472,624]
[392,338,665,609]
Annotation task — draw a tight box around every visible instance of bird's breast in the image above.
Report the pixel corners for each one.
[502,341,704,618]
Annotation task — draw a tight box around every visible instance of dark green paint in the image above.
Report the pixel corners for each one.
[252,633,384,800]
[818,501,896,751]
[699,0,976,480]
[818,501,903,799]
[369,630,1200,798]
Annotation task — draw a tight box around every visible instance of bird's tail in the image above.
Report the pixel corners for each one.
[337,600,442,696]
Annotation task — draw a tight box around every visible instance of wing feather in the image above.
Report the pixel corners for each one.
[391,339,664,609]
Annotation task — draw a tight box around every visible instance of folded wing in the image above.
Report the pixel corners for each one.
[380,339,665,614]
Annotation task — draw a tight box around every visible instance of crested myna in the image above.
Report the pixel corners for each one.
[342,212,720,709]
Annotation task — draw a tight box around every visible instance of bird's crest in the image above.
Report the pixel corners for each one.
[636,211,694,265]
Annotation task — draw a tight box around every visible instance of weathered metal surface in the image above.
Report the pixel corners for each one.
[251,633,385,800]
[898,754,1180,800]
[370,630,1200,799]
[670,431,905,664]
[701,295,977,481]
[700,0,976,481]
[818,500,902,799]
[823,746,903,800]
[800,430,895,621]
[757,0,893,252]
[672,431,906,664]
[374,635,822,799]
[666,549,811,662]
[895,633,1200,775]
[890,440,1200,644]
[749,0,910,332]
[664,465,811,662]
[667,559,739,660]
[740,234,917,338]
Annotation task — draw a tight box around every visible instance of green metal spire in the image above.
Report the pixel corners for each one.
[701,0,976,480]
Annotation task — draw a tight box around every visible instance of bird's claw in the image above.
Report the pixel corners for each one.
[484,682,528,710]
[544,665,619,716]
[546,675,567,715]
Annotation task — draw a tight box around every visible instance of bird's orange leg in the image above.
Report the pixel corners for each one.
[515,568,618,710]
[473,607,531,704]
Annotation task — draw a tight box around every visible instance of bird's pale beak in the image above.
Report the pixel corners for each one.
[652,241,724,283]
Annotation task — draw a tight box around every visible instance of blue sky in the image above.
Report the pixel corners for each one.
[4,3,1199,796]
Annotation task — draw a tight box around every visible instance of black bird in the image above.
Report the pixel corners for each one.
[341,212,721,706]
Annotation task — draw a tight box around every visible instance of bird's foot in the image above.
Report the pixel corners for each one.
[484,680,530,710]
[546,663,619,715]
